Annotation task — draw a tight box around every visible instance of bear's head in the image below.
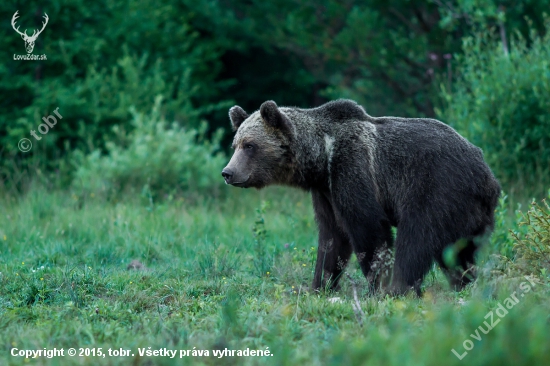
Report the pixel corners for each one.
[222,101,295,189]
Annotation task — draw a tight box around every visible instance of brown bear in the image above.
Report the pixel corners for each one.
[222,99,500,295]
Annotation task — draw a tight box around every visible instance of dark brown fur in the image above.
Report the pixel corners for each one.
[223,99,501,295]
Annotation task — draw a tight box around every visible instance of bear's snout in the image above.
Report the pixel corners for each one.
[221,168,234,184]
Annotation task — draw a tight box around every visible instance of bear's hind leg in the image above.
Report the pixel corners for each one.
[438,239,477,291]
[458,239,477,285]
[391,222,437,296]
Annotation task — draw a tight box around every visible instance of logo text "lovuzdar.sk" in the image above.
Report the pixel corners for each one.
[11,10,48,60]
[451,275,538,360]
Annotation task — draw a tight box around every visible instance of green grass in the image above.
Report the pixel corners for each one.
[0,186,549,365]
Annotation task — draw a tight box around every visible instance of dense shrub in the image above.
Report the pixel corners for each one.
[73,97,226,199]
[489,194,526,258]
[510,193,550,278]
[0,0,228,187]
[438,19,550,197]
[479,190,550,296]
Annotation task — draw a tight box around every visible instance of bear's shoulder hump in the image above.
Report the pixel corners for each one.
[308,99,369,122]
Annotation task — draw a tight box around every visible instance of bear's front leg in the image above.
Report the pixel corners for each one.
[329,173,392,290]
[311,190,353,291]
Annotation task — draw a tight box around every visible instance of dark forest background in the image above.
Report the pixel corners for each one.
[1,0,549,199]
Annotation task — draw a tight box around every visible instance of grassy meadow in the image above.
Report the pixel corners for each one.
[1,185,549,366]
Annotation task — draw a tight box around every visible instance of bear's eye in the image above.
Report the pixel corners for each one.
[244,144,254,150]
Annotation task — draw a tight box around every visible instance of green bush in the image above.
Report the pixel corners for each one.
[0,0,228,188]
[510,192,550,279]
[437,19,550,198]
[478,190,550,297]
[490,194,526,258]
[73,97,226,199]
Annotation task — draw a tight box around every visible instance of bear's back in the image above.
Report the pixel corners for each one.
[372,116,476,154]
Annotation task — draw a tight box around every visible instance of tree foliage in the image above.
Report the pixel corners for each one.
[438,17,550,197]
[0,0,547,196]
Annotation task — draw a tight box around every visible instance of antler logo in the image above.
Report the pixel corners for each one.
[11,10,49,54]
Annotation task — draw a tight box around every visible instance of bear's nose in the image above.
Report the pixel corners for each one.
[221,168,233,183]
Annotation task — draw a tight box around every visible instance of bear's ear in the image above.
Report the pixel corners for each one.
[260,100,292,134]
[229,106,249,131]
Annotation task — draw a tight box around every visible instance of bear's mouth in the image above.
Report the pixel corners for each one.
[229,175,251,188]
[231,180,249,188]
